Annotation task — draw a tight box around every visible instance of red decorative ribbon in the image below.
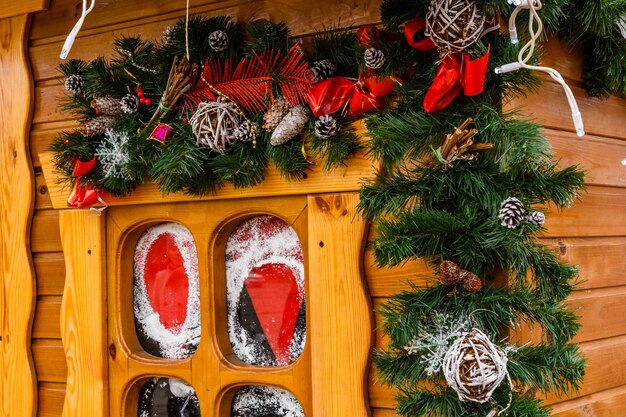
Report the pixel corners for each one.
[356,26,381,47]
[307,74,398,118]
[423,46,491,113]
[404,18,437,51]
[67,157,101,208]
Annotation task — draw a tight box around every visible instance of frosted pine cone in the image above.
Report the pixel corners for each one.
[314,115,338,140]
[91,96,123,116]
[64,74,84,94]
[85,115,115,137]
[498,197,525,229]
[209,30,229,52]
[233,121,258,142]
[306,60,337,83]
[270,105,309,146]
[364,48,385,70]
[120,94,139,114]
[525,211,545,227]
[440,260,462,286]
[263,97,290,132]
[459,271,482,292]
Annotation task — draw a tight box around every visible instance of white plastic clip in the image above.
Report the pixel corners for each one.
[60,0,96,60]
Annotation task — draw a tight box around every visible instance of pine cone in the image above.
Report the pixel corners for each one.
[91,96,123,116]
[270,105,309,146]
[498,197,525,229]
[64,74,84,94]
[459,271,482,292]
[314,115,338,140]
[263,97,290,132]
[85,115,115,137]
[440,260,462,285]
[525,211,545,227]
[208,30,229,52]
[233,121,258,142]
[364,48,385,70]
[306,59,337,83]
[120,94,139,114]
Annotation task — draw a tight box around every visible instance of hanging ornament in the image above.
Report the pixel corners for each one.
[148,123,173,143]
[498,197,525,229]
[525,211,545,227]
[208,30,229,52]
[91,96,124,116]
[439,260,482,292]
[148,56,196,125]
[190,98,243,154]
[364,48,386,70]
[85,115,115,137]
[306,59,337,83]
[263,96,290,132]
[314,115,338,140]
[443,329,512,411]
[435,117,493,167]
[120,93,139,114]
[64,74,84,94]
[425,0,486,53]
[94,128,132,180]
[270,105,309,146]
[233,120,258,143]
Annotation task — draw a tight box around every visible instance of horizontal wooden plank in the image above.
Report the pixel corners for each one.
[33,83,69,125]
[32,339,67,383]
[33,253,66,296]
[511,80,626,140]
[38,383,65,417]
[30,122,79,169]
[552,384,626,417]
[372,408,399,417]
[545,186,626,237]
[0,0,47,19]
[570,287,626,343]
[365,247,432,297]
[549,129,626,188]
[35,171,53,210]
[33,297,62,339]
[540,38,583,84]
[31,210,61,253]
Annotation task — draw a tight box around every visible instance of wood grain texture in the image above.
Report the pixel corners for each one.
[38,383,65,417]
[59,210,107,417]
[308,193,373,417]
[0,13,38,417]
[33,253,65,296]
[32,297,61,339]
[0,0,47,19]
[32,339,66,383]
[552,384,626,416]
[31,210,61,253]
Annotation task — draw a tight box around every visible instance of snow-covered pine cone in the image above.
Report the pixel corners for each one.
[91,96,123,116]
[120,94,139,114]
[525,211,545,227]
[270,105,310,146]
[64,74,84,94]
[459,271,482,292]
[439,260,462,286]
[364,48,385,70]
[263,96,290,132]
[208,30,229,52]
[306,59,337,83]
[314,115,338,140]
[498,197,526,229]
[233,121,258,142]
[85,115,116,137]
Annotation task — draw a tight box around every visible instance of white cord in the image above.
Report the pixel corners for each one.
[496,0,585,137]
[60,0,95,59]
[185,0,190,59]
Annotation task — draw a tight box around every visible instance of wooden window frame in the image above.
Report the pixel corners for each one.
[59,192,372,417]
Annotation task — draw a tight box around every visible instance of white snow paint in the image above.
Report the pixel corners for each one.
[225,215,305,366]
[232,385,305,417]
[134,223,201,359]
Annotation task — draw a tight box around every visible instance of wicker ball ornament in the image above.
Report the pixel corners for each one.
[190,99,243,154]
[443,328,510,404]
[425,0,486,53]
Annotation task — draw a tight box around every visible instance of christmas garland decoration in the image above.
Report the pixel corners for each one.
[52,2,588,417]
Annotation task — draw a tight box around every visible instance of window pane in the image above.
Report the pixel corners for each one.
[226,215,306,366]
[231,386,304,417]
[134,223,201,358]
[138,378,200,417]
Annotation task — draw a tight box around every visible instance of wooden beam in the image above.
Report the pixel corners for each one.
[308,193,373,417]
[0,0,48,20]
[0,13,38,417]
[59,210,107,417]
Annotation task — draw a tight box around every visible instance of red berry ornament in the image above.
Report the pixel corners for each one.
[145,98,152,106]
[139,97,147,104]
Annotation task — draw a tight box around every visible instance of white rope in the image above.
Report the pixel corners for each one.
[185,0,191,59]
[60,0,96,59]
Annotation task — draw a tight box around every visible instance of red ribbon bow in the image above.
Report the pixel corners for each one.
[423,46,491,113]
[67,157,101,208]
[307,73,398,118]
[404,18,437,51]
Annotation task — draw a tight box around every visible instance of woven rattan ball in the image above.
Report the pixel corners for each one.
[425,0,486,52]
[190,98,242,154]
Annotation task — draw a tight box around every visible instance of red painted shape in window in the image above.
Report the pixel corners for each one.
[143,233,189,333]
[244,263,302,365]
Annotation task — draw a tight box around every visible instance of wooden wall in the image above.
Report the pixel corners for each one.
[27,1,626,416]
